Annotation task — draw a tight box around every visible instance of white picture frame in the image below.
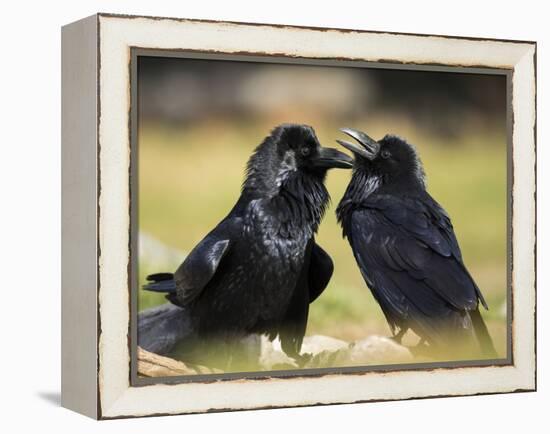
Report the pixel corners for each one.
[61,13,536,419]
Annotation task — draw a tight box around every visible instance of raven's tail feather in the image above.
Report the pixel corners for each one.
[143,272,176,293]
[471,308,497,358]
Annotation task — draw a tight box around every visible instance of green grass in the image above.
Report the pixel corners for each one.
[137,116,508,356]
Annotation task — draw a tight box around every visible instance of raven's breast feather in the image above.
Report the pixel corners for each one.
[196,231,309,331]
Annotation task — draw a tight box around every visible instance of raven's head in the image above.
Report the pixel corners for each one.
[336,127,426,192]
[243,124,353,196]
[243,124,352,235]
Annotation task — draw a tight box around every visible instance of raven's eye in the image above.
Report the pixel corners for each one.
[381,149,391,159]
[300,147,311,157]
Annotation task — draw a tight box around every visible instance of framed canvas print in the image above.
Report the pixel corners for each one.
[61,13,536,419]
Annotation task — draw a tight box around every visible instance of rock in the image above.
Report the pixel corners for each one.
[260,334,412,370]
[347,336,413,365]
[139,326,414,375]
[137,346,222,377]
[259,335,350,370]
[302,335,349,354]
[259,336,296,370]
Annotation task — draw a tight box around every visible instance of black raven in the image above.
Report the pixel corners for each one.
[336,127,497,358]
[142,124,353,368]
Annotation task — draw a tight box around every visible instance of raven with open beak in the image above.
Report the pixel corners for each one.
[336,127,496,358]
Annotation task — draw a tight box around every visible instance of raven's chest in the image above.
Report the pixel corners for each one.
[208,205,309,321]
[196,200,312,334]
[240,226,308,320]
[243,201,310,275]
[247,230,307,276]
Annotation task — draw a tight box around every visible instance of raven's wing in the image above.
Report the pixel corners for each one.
[173,236,231,306]
[308,243,334,303]
[143,216,241,307]
[278,239,314,362]
[167,217,240,305]
[349,194,484,342]
[278,241,334,363]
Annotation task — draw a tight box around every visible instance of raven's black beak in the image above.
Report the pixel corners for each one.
[312,147,354,169]
[337,127,380,160]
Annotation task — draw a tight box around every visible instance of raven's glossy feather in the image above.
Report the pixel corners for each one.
[138,303,194,355]
[342,192,489,350]
[143,275,176,293]
[174,234,231,305]
[308,243,334,302]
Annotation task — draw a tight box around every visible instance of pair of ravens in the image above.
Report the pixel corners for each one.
[140,124,496,368]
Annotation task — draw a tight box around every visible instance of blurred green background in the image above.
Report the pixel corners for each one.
[137,57,508,357]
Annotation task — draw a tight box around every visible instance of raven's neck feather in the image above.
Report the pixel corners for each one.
[242,136,281,196]
[278,171,330,234]
[336,170,381,238]
[245,171,330,239]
